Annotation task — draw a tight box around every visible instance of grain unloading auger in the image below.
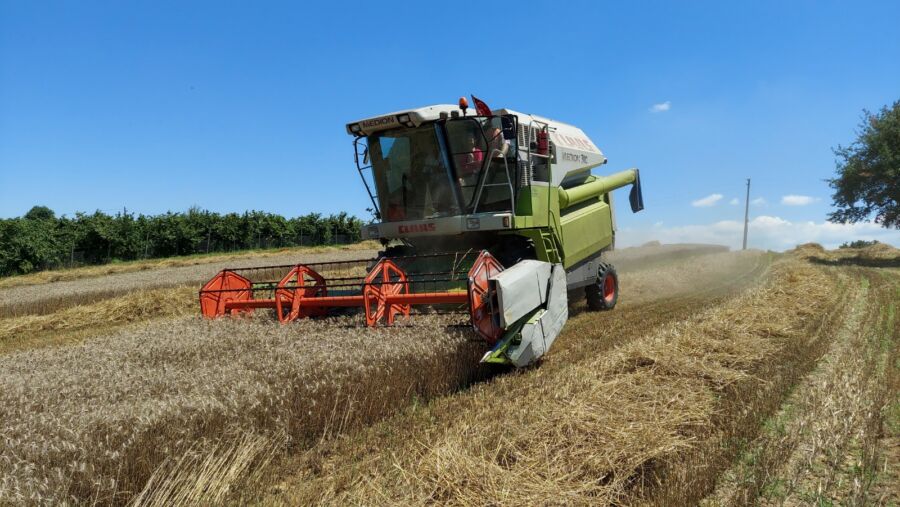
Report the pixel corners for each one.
[200,96,644,367]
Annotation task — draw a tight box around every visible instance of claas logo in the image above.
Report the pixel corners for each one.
[398,223,436,234]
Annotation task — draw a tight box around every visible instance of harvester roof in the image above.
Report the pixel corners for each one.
[346,104,464,136]
[347,102,608,187]
[346,104,583,137]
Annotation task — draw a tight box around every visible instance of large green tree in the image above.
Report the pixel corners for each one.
[23,205,55,221]
[828,100,900,228]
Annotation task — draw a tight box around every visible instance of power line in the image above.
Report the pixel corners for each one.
[742,178,751,250]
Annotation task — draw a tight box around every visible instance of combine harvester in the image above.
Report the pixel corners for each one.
[200,96,643,367]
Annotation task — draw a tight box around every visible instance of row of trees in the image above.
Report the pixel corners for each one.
[0,206,364,276]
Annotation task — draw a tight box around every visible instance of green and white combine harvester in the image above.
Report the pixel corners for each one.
[200,96,643,367]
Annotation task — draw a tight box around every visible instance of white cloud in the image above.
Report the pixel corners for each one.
[650,101,671,113]
[729,198,739,206]
[751,197,767,207]
[781,194,819,206]
[691,193,724,207]
[617,215,900,252]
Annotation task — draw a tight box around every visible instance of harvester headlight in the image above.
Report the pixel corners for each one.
[349,123,362,134]
[367,225,379,238]
[466,218,481,230]
[397,114,410,123]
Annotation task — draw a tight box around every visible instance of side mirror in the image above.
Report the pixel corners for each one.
[362,147,370,165]
[629,169,644,213]
[501,116,516,140]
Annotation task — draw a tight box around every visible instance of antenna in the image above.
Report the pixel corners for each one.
[742,178,751,250]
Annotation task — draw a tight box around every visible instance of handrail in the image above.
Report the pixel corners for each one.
[471,147,516,215]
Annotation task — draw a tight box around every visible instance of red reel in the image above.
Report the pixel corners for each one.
[200,270,253,317]
[467,251,504,344]
[363,259,410,326]
[275,265,328,323]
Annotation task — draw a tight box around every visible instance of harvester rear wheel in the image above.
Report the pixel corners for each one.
[586,263,618,311]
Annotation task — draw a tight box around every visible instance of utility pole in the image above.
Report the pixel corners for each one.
[742,178,751,250]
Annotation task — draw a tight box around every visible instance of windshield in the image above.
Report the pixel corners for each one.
[363,117,516,222]
[367,125,460,221]
[446,116,516,211]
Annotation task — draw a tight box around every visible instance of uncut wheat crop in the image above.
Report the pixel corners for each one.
[0,314,485,504]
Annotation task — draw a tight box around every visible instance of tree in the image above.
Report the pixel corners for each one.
[24,205,55,221]
[0,218,60,273]
[828,100,900,228]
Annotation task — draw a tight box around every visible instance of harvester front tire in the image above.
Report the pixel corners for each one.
[586,263,618,311]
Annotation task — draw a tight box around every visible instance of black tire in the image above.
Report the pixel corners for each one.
[586,263,618,311]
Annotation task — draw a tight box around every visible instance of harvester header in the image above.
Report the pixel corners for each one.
[201,95,644,367]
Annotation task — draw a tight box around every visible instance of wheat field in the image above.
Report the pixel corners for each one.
[0,243,897,505]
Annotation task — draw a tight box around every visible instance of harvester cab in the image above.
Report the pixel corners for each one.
[200,96,643,367]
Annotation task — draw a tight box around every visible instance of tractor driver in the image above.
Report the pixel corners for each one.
[454,134,485,178]
[453,120,511,205]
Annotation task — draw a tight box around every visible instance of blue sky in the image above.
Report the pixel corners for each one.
[2,1,899,250]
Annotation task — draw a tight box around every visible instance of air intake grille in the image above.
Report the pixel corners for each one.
[518,160,531,187]
[517,124,532,148]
